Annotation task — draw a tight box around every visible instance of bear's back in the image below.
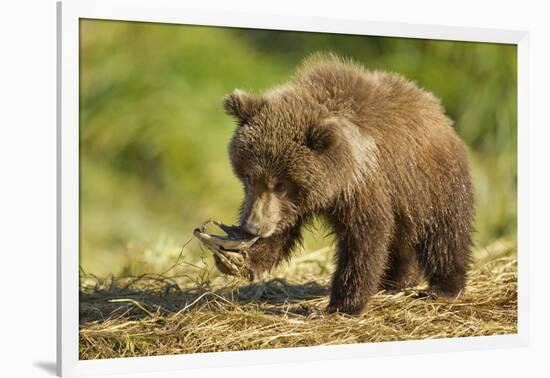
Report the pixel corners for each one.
[294,54,452,137]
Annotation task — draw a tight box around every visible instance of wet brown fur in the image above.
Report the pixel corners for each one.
[223,54,474,315]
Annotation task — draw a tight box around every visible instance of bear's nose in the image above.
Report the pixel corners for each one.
[242,221,260,236]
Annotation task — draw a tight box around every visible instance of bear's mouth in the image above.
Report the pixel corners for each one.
[257,227,276,238]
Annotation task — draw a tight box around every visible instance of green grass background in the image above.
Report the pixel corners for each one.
[79,19,517,277]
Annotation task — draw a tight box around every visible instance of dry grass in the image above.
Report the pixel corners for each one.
[79,241,517,359]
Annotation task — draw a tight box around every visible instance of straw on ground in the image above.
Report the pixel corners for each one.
[79,241,517,359]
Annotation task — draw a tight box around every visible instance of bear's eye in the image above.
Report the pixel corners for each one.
[273,182,286,194]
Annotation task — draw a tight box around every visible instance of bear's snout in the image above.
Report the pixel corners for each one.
[241,192,280,238]
[241,220,261,236]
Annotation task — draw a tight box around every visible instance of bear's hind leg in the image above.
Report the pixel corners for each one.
[380,238,421,291]
[417,225,471,298]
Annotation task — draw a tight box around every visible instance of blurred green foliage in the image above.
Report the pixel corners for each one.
[80,19,517,276]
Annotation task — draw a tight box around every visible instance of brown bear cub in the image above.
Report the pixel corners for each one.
[223,54,474,315]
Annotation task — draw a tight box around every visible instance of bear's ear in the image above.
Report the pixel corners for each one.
[305,120,340,153]
[223,89,264,124]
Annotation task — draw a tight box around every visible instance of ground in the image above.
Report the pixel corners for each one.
[79,240,517,359]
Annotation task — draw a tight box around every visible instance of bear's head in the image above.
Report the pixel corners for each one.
[224,88,358,238]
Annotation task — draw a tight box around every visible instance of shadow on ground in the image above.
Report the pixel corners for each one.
[80,277,328,323]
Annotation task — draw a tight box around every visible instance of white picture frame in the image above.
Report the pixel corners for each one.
[57,0,530,376]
